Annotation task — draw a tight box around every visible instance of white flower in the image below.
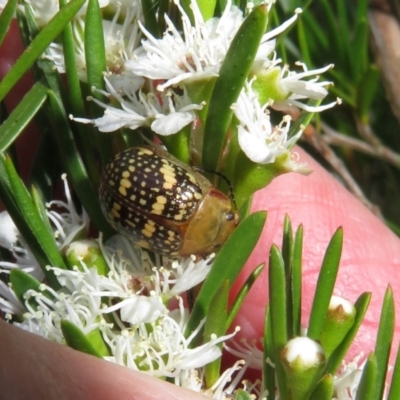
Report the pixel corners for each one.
[334,355,365,400]
[46,174,89,247]
[72,78,203,134]
[103,301,237,378]
[233,81,302,165]
[47,2,143,82]
[127,0,245,91]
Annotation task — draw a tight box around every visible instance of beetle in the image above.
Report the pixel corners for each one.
[99,146,238,258]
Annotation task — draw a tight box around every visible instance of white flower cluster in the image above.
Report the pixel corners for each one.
[0,177,247,397]
[23,0,337,168]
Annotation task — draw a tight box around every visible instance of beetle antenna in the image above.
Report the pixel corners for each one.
[193,167,237,211]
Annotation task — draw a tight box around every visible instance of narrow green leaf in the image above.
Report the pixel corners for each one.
[0,158,60,288]
[3,154,68,279]
[352,20,369,82]
[372,285,395,400]
[59,0,100,185]
[202,4,268,172]
[309,374,334,400]
[85,328,110,357]
[355,353,376,400]
[324,292,371,375]
[357,65,380,124]
[226,263,264,329]
[61,320,103,358]
[282,215,293,337]
[85,0,106,93]
[204,280,229,388]
[29,131,59,202]
[308,227,343,340]
[297,19,312,67]
[0,0,86,102]
[31,186,53,234]
[10,268,42,305]
[387,344,400,400]
[197,0,217,20]
[263,306,275,400]
[46,91,114,238]
[0,0,17,47]
[0,83,48,152]
[291,225,303,337]
[186,211,267,342]
[269,245,288,400]
[141,0,160,37]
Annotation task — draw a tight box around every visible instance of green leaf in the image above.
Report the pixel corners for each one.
[186,211,267,343]
[0,153,67,287]
[85,327,110,357]
[291,225,303,337]
[59,0,100,185]
[324,292,371,375]
[46,91,114,238]
[226,263,264,329]
[307,227,343,340]
[0,82,48,152]
[29,131,59,202]
[355,353,376,400]
[269,245,288,399]
[372,285,395,400]
[141,0,160,37]
[309,374,334,400]
[204,280,229,388]
[387,344,400,400]
[0,0,17,47]
[10,268,42,306]
[197,0,217,20]
[61,320,103,358]
[357,65,380,124]
[263,306,275,400]
[202,4,268,172]
[282,215,293,337]
[31,186,53,234]
[0,0,86,103]
[84,0,114,170]
[85,0,106,94]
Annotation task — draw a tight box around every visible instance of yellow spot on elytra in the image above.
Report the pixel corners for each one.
[140,199,146,206]
[129,165,135,172]
[120,178,131,188]
[111,208,120,218]
[139,148,153,156]
[163,182,173,190]
[157,196,167,204]
[119,186,127,196]
[122,171,130,178]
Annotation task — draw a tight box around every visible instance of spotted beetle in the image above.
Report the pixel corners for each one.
[99,146,238,258]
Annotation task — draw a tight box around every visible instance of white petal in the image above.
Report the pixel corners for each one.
[0,211,19,248]
[238,126,275,164]
[151,111,195,135]
[119,296,167,324]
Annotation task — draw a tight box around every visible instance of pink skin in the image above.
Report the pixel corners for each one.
[1,21,400,398]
